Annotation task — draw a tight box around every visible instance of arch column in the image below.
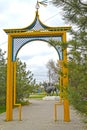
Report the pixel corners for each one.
[6,34,13,121]
[62,32,70,122]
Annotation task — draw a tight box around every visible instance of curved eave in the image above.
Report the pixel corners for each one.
[3,11,71,34]
[3,26,71,34]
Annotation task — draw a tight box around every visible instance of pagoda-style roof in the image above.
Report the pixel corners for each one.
[4,11,71,34]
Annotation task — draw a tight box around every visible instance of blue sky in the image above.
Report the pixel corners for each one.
[0,0,71,83]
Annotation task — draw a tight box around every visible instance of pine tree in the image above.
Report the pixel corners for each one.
[51,0,87,114]
[0,49,6,105]
[16,59,36,102]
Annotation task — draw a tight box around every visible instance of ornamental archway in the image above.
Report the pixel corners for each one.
[4,8,71,121]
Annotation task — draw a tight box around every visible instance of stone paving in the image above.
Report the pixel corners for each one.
[0,99,87,130]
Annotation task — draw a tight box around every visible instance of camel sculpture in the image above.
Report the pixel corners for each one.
[43,83,58,96]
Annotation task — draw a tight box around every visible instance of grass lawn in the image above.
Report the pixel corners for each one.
[29,92,59,99]
[29,93,46,99]
[0,106,6,114]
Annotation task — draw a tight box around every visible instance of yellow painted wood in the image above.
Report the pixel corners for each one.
[58,60,63,102]
[13,62,16,105]
[6,23,70,122]
[59,75,62,100]
[64,99,70,122]
[13,62,22,121]
[54,103,57,121]
[62,32,70,122]
[6,35,13,121]
[9,31,66,37]
[54,101,63,121]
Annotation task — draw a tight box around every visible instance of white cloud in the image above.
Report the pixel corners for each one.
[17,41,58,57]
[17,41,58,68]
[17,41,59,83]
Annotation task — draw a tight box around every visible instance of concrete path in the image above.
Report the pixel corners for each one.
[0,99,87,130]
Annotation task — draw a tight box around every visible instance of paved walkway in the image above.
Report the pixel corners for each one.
[0,99,87,130]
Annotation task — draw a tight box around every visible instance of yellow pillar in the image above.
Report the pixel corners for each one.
[6,34,13,121]
[13,61,22,121]
[58,60,63,102]
[60,75,63,102]
[13,62,17,105]
[62,32,70,122]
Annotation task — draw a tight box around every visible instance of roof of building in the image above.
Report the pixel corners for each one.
[4,10,71,34]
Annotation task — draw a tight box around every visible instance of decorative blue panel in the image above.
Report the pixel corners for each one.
[55,45,63,60]
[12,36,63,61]
[31,18,45,31]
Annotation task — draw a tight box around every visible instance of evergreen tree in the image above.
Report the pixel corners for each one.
[16,59,36,102]
[51,0,87,114]
[0,49,6,105]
